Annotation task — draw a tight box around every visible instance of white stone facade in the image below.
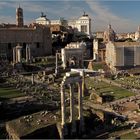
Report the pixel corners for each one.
[35,13,50,25]
[106,42,140,71]
[50,19,68,27]
[93,39,99,61]
[135,26,140,41]
[68,13,91,37]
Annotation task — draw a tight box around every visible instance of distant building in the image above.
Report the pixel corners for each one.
[106,42,140,71]
[16,6,24,27]
[96,31,104,39]
[116,33,128,40]
[135,26,140,41]
[50,24,68,33]
[93,24,116,62]
[51,18,68,27]
[61,42,85,69]
[103,24,116,42]
[35,12,50,25]
[68,12,91,37]
[93,39,106,61]
[127,32,135,40]
[0,7,52,61]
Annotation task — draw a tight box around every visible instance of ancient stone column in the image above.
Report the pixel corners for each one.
[18,48,21,62]
[78,81,84,133]
[26,45,29,62]
[55,53,58,75]
[69,84,76,134]
[16,44,23,63]
[28,46,31,62]
[61,84,67,137]
[13,47,16,64]
[81,70,85,97]
[26,45,31,63]
[31,73,34,85]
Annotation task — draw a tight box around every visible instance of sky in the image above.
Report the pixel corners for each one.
[0,0,140,33]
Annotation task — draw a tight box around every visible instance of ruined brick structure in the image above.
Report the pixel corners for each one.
[0,7,52,61]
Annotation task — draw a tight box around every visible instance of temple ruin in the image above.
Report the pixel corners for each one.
[60,72,84,138]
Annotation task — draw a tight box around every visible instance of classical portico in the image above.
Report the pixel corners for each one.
[13,44,31,64]
[60,72,84,138]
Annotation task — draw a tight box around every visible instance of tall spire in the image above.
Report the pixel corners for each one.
[108,24,111,29]
[138,26,140,31]
[16,6,24,27]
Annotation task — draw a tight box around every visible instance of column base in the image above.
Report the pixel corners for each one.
[78,118,85,135]
[61,124,68,138]
[71,121,77,136]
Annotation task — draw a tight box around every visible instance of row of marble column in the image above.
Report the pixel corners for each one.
[13,44,31,64]
[61,81,84,137]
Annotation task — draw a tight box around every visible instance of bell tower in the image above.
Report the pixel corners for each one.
[16,5,24,27]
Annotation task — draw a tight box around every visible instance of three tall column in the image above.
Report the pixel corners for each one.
[61,81,84,138]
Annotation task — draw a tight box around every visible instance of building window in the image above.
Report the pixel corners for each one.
[81,25,87,33]
[37,42,40,48]
[8,43,12,49]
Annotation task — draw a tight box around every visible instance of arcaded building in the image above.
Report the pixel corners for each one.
[106,42,140,71]
[0,7,52,61]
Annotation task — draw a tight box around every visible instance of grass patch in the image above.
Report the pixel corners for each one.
[115,75,140,89]
[93,62,105,71]
[120,132,137,139]
[0,86,24,100]
[85,78,135,100]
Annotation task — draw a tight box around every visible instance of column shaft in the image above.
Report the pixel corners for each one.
[61,84,66,126]
[13,48,16,63]
[31,74,34,85]
[82,70,85,97]
[55,53,58,75]
[69,84,74,122]
[61,84,68,137]
[78,82,83,120]
[78,81,84,133]
[70,84,76,134]
[26,46,29,62]
[17,48,22,62]
[29,47,31,61]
